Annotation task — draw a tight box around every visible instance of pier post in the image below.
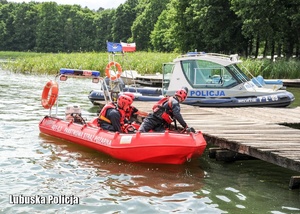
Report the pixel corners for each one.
[289,176,300,189]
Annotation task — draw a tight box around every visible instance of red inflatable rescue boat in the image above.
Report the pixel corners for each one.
[38,68,207,164]
[39,117,207,164]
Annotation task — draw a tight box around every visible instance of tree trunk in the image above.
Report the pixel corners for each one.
[285,41,293,60]
[255,34,260,59]
[271,39,275,61]
[263,39,268,58]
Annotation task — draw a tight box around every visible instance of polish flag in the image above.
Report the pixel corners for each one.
[121,42,136,52]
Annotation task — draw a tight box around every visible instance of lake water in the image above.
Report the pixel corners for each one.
[0,70,299,213]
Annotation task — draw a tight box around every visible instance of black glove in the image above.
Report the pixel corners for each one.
[186,127,196,133]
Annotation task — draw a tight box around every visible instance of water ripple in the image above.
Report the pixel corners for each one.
[1,70,300,213]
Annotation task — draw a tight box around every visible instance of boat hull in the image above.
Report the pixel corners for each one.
[39,116,207,164]
[184,91,294,107]
[88,89,294,107]
[88,88,163,103]
[122,86,162,96]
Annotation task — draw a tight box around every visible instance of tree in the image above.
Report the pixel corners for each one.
[112,0,138,42]
[13,2,38,51]
[171,0,193,52]
[0,3,17,50]
[94,9,115,51]
[150,1,178,52]
[59,5,77,52]
[72,9,97,51]
[230,0,300,59]
[280,0,300,59]
[189,0,247,54]
[36,2,63,52]
[131,0,170,51]
[0,0,298,58]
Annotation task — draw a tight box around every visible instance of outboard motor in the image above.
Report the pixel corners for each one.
[65,105,85,124]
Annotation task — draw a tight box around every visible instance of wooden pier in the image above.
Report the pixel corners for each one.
[283,79,300,87]
[132,101,300,188]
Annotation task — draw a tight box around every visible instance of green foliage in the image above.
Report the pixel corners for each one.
[94,9,115,50]
[151,2,178,52]
[0,0,299,58]
[230,0,300,58]
[131,0,170,50]
[36,2,62,52]
[112,0,139,42]
[190,0,247,54]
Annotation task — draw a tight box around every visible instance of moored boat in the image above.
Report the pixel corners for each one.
[88,86,164,104]
[39,69,207,164]
[162,52,294,107]
[251,75,285,90]
[39,117,207,164]
[88,53,294,107]
[120,70,140,85]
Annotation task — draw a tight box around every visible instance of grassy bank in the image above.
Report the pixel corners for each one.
[0,51,299,79]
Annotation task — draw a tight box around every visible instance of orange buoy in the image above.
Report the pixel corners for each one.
[105,61,122,80]
[41,81,59,109]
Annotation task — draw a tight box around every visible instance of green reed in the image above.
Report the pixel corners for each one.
[241,58,300,79]
[0,51,178,76]
[0,51,299,78]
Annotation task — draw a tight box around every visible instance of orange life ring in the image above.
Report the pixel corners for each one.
[105,61,122,80]
[41,81,59,109]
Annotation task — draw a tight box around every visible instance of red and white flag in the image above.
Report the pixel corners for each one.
[121,42,136,52]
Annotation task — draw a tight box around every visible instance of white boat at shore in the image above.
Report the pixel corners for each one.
[89,52,294,107]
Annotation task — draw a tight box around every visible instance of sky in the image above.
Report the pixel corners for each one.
[7,0,127,10]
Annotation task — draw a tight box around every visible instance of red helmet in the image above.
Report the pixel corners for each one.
[117,95,132,110]
[175,88,187,101]
[123,92,135,103]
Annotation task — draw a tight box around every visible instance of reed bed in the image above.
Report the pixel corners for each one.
[0,51,178,76]
[241,58,300,79]
[0,51,299,79]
